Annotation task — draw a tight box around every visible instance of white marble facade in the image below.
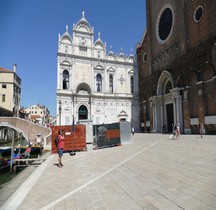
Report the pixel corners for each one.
[56,11,139,130]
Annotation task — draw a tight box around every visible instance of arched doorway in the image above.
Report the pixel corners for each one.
[78,105,88,120]
[152,70,183,133]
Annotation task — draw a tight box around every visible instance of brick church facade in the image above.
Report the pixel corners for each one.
[137,0,216,134]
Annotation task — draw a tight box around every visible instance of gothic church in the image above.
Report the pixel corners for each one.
[137,0,216,134]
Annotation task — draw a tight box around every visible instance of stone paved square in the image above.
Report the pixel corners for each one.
[1,134,216,210]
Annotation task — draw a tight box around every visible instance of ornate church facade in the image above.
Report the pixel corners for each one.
[56,12,139,130]
[137,0,216,134]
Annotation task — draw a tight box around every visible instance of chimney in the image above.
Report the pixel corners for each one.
[13,64,17,73]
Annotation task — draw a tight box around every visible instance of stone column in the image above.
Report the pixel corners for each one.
[171,88,183,131]
[183,86,191,134]
[155,99,159,132]
[176,95,181,124]
[143,100,147,133]
[177,90,183,132]
[197,81,205,125]
[151,96,165,133]
[159,96,164,133]
[89,96,92,120]
[57,59,60,89]
[59,72,62,89]
[149,98,153,132]
[151,97,157,132]
[154,96,159,132]
[74,96,78,122]
[152,102,155,132]
[173,96,177,124]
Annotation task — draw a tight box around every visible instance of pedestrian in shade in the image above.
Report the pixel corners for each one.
[131,127,135,135]
[199,122,204,138]
[176,123,180,140]
[171,123,176,140]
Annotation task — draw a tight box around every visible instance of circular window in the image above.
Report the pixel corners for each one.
[194,5,204,23]
[143,52,147,63]
[156,5,174,44]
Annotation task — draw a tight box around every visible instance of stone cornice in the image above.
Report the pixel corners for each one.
[57,52,136,67]
[56,89,133,100]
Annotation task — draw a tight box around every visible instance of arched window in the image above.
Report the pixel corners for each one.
[109,75,113,93]
[165,81,172,94]
[130,76,134,93]
[78,105,88,120]
[96,73,102,92]
[63,70,69,90]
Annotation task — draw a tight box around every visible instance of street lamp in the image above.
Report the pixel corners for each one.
[59,100,62,125]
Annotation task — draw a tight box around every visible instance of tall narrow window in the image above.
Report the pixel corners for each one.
[63,70,69,89]
[130,76,134,93]
[2,94,5,102]
[65,45,68,53]
[109,74,113,92]
[96,74,102,92]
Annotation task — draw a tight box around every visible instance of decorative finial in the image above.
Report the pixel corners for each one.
[98,32,100,39]
[66,24,68,32]
[110,45,112,50]
[82,10,85,18]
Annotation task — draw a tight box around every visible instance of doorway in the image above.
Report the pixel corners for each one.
[166,103,174,132]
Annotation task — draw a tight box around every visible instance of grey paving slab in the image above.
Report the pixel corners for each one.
[1,134,216,210]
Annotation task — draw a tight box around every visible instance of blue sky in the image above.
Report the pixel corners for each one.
[0,0,146,116]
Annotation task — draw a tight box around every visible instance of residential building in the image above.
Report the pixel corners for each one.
[25,104,50,124]
[137,0,216,134]
[56,11,139,130]
[0,64,21,117]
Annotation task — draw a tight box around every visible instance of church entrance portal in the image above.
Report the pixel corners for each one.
[166,103,174,132]
[78,105,88,120]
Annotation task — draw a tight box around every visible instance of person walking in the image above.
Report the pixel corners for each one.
[199,122,204,138]
[57,129,65,168]
[131,127,135,135]
[172,123,176,140]
[176,123,180,140]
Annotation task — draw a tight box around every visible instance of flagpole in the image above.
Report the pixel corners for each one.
[10,130,15,173]
[72,115,75,143]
